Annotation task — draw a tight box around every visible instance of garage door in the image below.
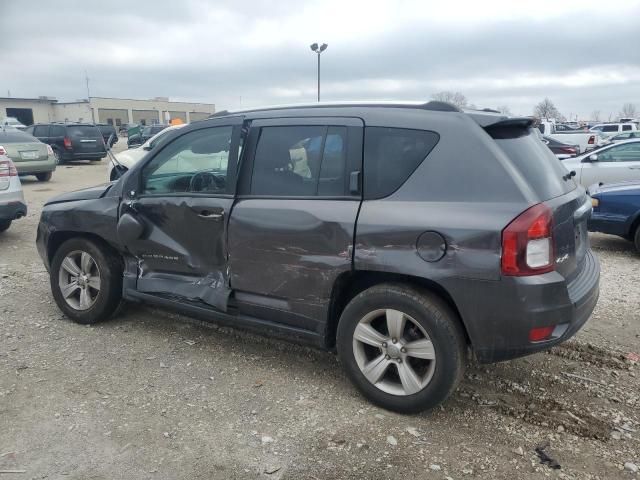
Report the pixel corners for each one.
[132,109,159,126]
[97,108,128,127]
[168,111,187,123]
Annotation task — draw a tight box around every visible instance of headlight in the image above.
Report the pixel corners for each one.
[591,197,599,208]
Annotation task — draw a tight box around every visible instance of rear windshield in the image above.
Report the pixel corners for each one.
[0,130,39,143]
[493,129,576,199]
[67,125,101,138]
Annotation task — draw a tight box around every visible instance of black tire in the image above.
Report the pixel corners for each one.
[36,172,52,182]
[50,237,123,324]
[634,225,640,253]
[337,283,466,413]
[0,220,11,233]
[52,148,64,165]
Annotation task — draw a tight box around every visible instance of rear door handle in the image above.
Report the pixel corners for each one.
[198,210,224,220]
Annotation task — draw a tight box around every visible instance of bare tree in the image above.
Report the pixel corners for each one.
[591,110,601,122]
[431,91,468,108]
[619,103,637,119]
[496,105,512,116]
[534,98,562,120]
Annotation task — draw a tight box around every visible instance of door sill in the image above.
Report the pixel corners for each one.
[123,289,325,348]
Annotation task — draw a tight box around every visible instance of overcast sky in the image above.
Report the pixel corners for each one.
[2,0,640,119]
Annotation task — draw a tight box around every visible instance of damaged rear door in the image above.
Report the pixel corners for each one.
[120,118,243,310]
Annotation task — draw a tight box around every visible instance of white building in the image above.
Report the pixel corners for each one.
[0,96,215,127]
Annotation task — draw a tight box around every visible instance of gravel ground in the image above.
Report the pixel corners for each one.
[0,152,639,479]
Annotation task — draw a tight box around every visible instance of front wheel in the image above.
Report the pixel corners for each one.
[634,225,640,253]
[337,284,466,413]
[50,237,123,324]
[0,220,11,233]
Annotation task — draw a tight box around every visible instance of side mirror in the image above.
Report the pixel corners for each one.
[143,145,152,151]
[583,154,598,163]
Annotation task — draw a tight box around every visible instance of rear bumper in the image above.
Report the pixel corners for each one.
[61,150,106,161]
[450,250,600,363]
[0,200,27,222]
[15,157,56,174]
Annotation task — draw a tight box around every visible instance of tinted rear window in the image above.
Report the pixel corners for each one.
[364,127,439,199]
[67,125,101,138]
[0,130,39,143]
[602,125,618,132]
[493,130,576,199]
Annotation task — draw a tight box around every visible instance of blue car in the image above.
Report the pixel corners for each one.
[588,182,640,252]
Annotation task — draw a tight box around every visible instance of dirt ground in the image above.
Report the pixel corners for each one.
[0,149,638,479]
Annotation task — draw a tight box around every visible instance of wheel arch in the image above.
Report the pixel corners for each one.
[47,231,122,267]
[325,270,471,350]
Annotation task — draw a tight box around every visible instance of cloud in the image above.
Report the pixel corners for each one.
[1,0,639,118]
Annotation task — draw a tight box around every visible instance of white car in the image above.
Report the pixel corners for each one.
[107,124,187,181]
[1,117,27,131]
[0,155,27,233]
[562,139,640,187]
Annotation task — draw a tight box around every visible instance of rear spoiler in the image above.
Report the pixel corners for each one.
[482,117,535,139]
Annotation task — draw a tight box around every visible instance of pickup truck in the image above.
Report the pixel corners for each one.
[537,121,602,153]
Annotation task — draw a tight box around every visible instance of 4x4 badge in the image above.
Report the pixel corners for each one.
[556,254,569,264]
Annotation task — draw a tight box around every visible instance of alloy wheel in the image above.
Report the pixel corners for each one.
[57,250,101,311]
[352,309,436,396]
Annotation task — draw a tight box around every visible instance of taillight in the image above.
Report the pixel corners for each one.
[587,135,595,145]
[501,203,554,276]
[0,159,18,177]
[63,137,72,149]
[46,145,54,156]
[528,326,555,342]
[0,145,6,156]
[560,146,577,155]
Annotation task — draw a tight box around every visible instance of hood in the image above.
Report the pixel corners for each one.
[115,148,148,169]
[45,183,113,205]
[589,181,640,196]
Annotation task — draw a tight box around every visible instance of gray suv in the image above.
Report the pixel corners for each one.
[36,102,599,412]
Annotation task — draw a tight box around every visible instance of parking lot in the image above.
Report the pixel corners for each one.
[0,154,638,479]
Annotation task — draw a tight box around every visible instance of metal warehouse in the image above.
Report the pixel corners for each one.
[0,96,215,126]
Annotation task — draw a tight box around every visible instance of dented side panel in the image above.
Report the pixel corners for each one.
[228,199,359,333]
[125,196,234,311]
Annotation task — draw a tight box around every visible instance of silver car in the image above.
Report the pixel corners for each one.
[0,155,27,233]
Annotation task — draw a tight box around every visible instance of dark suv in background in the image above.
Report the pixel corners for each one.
[36,101,599,413]
[127,124,167,148]
[26,123,107,164]
[96,123,119,147]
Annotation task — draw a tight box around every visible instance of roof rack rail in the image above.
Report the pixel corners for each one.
[421,101,461,112]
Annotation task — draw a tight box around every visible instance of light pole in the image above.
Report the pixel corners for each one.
[310,43,328,102]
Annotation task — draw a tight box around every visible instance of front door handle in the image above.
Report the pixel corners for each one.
[198,210,224,220]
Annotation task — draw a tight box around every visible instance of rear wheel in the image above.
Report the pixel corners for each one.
[634,225,640,253]
[36,172,52,182]
[50,237,123,324]
[52,149,63,165]
[337,283,466,413]
[0,220,11,233]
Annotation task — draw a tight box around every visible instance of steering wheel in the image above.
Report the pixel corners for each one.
[189,171,225,192]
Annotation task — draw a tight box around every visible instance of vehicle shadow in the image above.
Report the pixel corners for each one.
[589,232,637,254]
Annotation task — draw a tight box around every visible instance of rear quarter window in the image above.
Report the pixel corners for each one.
[364,127,439,199]
[493,129,576,200]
